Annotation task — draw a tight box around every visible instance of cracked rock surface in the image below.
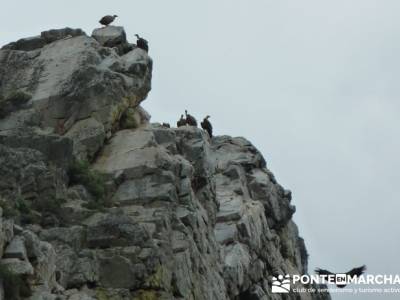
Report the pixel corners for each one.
[0,27,330,300]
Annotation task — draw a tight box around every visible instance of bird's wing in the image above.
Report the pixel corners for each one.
[315,268,334,276]
[346,265,366,277]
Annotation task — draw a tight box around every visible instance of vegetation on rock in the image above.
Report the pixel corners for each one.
[120,107,139,129]
[0,196,18,218]
[0,90,32,117]
[68,160,108,208]
[4,91,32,104]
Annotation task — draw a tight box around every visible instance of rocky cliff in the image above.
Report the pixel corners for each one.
[0,27,330,300]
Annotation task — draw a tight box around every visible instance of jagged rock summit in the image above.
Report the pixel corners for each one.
[0,27,330,300]
[0,26,151,160]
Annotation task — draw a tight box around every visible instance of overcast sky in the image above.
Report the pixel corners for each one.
[1,1,399,299]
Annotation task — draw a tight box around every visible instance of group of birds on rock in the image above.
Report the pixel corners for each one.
[99,15,212,137]
[98,20,367,283]
[177,110,213,138]
[99,14,149,52]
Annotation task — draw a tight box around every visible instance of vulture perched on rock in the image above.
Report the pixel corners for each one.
[99,15,118,26]
[315,265,366,288]
[135,34,149,52]
[185,110,197,127]
[177,115,187,127]
[201,115,213,137]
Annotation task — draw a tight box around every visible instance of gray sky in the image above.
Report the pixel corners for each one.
[1,1,399,299]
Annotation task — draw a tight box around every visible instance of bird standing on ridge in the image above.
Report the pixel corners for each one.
[315,265,366,288]
[177,115,187,127]
[135,34,149,52]
[201,115,213,137]
[99,15,118,26]
[185,110,197,126]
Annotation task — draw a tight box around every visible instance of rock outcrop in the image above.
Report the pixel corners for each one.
[0,27,330,300]
[0,26,151,161]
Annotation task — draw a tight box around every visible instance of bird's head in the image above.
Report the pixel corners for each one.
[113,15,118,18]
[135,34,140,39]
[206,115,210,119]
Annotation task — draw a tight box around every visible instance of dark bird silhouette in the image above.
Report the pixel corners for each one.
[315,265,366,288]
[201,115,213,137]
[185,110,197,127]
[135,34,149,52]
[177,115,187,127]
[162,123,170,128]
[99,15,118,26]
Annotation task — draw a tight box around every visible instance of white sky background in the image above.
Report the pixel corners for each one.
[1,1,400,299]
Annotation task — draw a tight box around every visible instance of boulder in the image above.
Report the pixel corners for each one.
[92,26,127,48]
[3,236,27,260]
[41,28,85,43]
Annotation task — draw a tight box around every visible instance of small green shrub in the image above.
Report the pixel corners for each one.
[83,198,107,211]
[33,196,65,215]
[14,196,41,225]
[5,90,32,105]
[0,264,31,299]
[120,107,138,129]
[0,90,32,118]
[68,160,107,204]
[0,195,32,219]
[0,195,45,224]
[15,195,30,214]
[0,196,18,218]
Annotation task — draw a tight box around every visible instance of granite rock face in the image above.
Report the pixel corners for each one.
[0,27,152,161]
[0,28,330,300]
